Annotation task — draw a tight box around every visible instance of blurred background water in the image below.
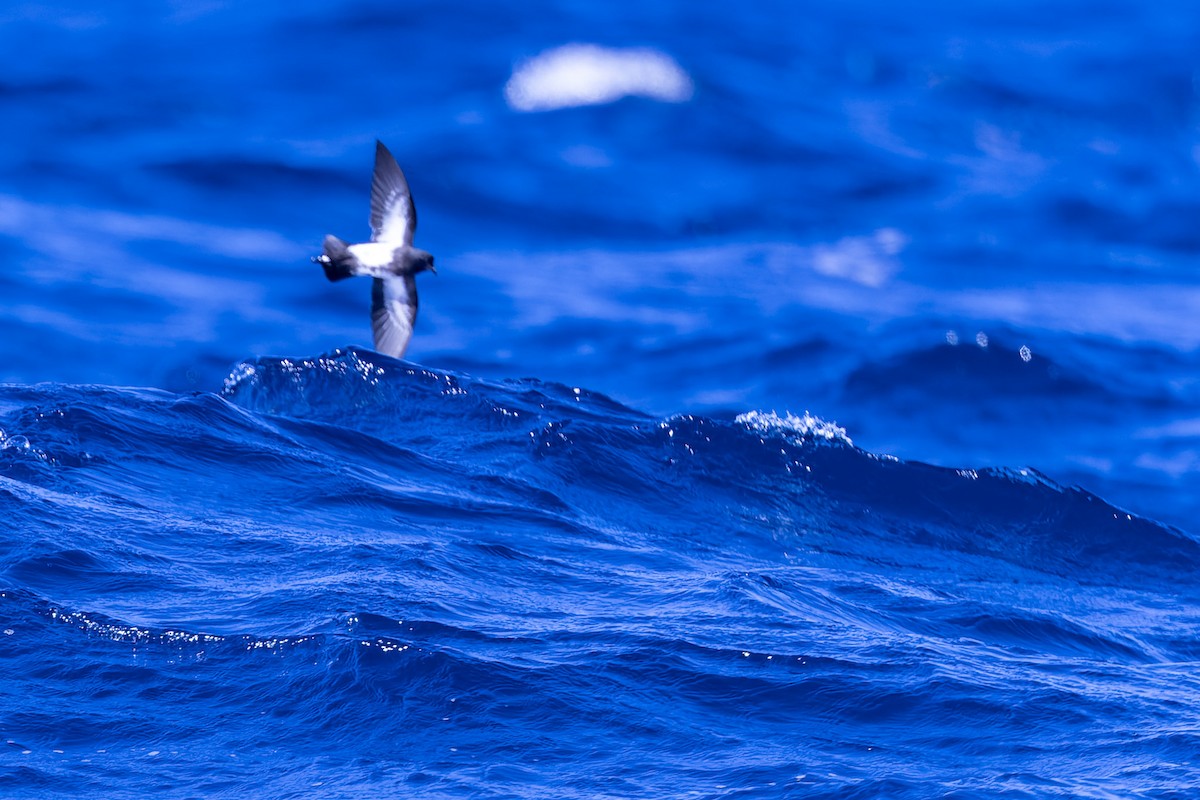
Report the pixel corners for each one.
[2,1,1199,797]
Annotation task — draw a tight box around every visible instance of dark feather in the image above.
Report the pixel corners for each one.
[369,141,417,245]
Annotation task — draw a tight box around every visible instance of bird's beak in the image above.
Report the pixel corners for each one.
[429,265,438,276]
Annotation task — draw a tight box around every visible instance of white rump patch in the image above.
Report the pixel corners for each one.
[505,43,693,112]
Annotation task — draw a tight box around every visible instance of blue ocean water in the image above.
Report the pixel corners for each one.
[2,1,1199,797]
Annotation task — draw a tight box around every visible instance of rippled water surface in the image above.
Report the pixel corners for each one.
[2,2,1199,798]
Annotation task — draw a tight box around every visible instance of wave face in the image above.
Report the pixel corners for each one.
[2,349,1198,798]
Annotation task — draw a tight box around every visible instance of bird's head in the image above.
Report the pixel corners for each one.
[410,249,436,276]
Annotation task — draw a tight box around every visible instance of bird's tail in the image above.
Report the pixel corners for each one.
[316,235,355,282]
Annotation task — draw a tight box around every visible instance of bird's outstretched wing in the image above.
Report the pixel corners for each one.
[370,275,418,358]
[369,141,417,245]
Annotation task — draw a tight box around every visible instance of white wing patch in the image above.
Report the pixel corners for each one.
[369,141,417,246]
[370,275,417,358]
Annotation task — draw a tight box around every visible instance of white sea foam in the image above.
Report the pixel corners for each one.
[736,410,852,445]
[505,44,693,112]
[808,228,907,288]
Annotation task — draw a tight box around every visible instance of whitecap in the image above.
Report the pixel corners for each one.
[808,228,907,288]
[736,410,852,445]
[505,43,693,112]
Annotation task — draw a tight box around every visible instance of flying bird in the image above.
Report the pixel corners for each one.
[313,141,435,359]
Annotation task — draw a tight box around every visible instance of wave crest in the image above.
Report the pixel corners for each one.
[735,409,852,446]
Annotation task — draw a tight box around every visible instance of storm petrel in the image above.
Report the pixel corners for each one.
[313,141,435,359]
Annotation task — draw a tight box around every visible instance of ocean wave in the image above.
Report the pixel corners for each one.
[2,350,1199,796]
